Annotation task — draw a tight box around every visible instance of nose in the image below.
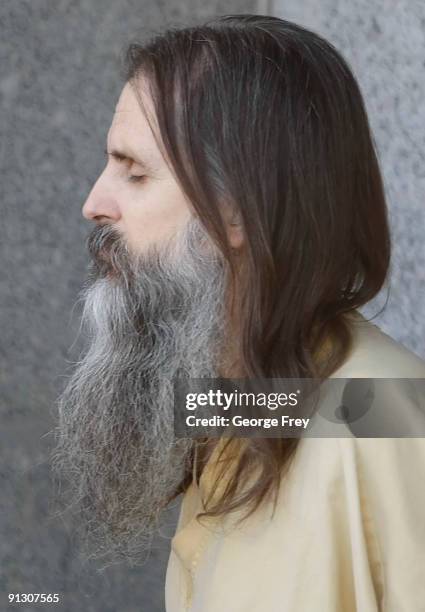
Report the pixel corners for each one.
[82,187,121,224]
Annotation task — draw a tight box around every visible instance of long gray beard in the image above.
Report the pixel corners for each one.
[50,217,229,567]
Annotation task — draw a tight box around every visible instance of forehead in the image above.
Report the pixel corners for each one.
[107,81,160,159]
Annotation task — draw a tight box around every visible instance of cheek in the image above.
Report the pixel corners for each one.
[123,181,192,252]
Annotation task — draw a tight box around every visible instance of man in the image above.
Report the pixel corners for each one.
[51,79,239,565]
[52,14,425,612]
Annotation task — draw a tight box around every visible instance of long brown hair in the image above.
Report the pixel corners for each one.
[121,14,391,525]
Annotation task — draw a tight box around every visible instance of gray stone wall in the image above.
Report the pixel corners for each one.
[0,2,258,611]
[272,0,425,357]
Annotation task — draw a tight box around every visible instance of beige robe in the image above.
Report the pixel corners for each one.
[165,312,425,611]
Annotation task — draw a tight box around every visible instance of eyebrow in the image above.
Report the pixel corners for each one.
[104,146,155,173]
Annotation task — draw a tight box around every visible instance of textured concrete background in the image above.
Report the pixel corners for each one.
[273,0,425,355]
[0,2,259,612]
[0,1,423,611]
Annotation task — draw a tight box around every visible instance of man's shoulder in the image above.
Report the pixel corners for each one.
[332,312,425,378]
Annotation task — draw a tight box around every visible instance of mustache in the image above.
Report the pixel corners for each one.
[85,224,131,279]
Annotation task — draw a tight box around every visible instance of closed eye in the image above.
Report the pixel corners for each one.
[127,174,146,183]
[104,149,146,183]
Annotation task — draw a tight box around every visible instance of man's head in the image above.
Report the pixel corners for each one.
[81,80,244,258]
[52,14,391,565]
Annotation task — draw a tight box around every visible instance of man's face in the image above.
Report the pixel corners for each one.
[51,80,231,566]
[82,80,192,255]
